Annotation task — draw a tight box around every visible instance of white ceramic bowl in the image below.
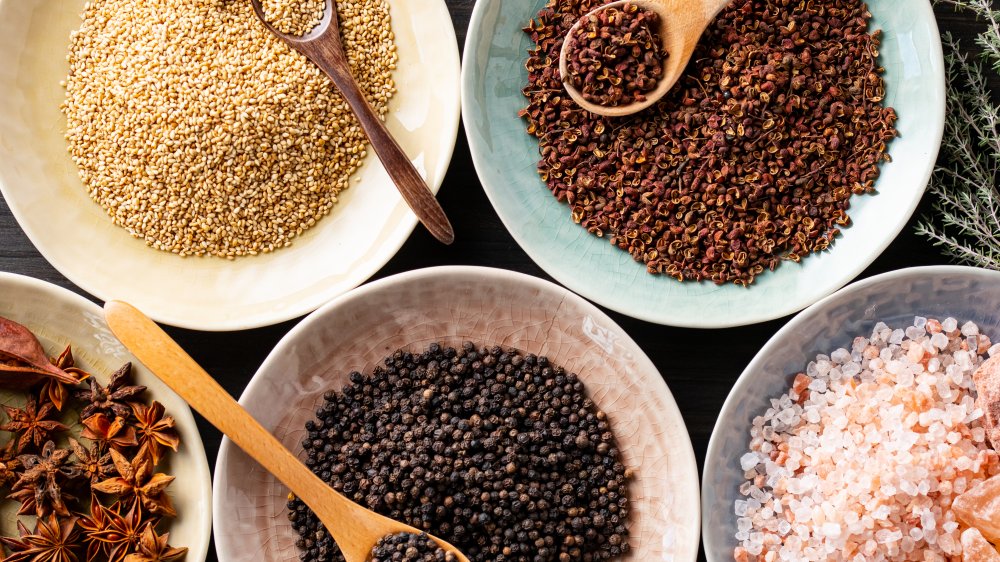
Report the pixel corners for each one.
[0,0,460,331]
[0,272,213,560]
[213,266,700,562]
[462,0,944,327]
[702,265,1000,560]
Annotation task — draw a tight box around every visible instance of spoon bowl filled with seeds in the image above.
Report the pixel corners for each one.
[558,0,732,117]
[0,0,461,330]
[212,266,701,562]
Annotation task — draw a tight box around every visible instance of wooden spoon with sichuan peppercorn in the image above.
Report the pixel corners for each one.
[103,301,472,562]
[559,0,732,117]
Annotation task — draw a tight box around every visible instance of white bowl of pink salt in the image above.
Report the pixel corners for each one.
[703,266,1000,562]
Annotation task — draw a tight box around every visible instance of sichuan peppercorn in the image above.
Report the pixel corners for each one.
[564,3,666,107]
[521,0,897,286]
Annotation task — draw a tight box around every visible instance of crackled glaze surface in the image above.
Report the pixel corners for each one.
[703,266,1000,561]
[0,0,460,331]
[213,266,700,562]
[462,0,944,327]
[0,273,213,561]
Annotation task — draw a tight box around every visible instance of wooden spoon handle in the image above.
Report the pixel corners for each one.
[701,0,733,20]
[298,45,455,245]
[102,301,359,545]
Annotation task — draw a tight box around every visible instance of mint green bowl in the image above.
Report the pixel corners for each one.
[461,0,944,328]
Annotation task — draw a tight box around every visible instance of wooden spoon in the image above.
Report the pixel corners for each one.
[103,300,470,562]
[249,0,454,245]
[559,0,732,117]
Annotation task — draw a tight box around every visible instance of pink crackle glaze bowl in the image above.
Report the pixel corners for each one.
[212,266,700,561]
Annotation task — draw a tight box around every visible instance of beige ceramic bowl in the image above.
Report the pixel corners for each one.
[0,0,461,331]
[212,266,700,561]
[0,272,212,561]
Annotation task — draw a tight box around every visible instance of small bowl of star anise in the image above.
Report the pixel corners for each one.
[0,272,213,561]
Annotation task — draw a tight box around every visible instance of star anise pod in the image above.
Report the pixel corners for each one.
[122,525,186,562]
[9,440,82,517]
[0,519,37,561]
[41,346,90,412]
[68,439,114,485]
[93,445,176,518]
[78,502,150,562]
[129,402,179,465]
[73,363,145,420]
[76,497,115,562]
[2,396,69,453]
[80,414,138,453]
[0,514,82,562]
[0,438,23,488]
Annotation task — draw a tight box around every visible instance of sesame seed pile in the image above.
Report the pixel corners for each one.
[262,0,326,36]
[735,318,1000,561]
[62,0,397,258]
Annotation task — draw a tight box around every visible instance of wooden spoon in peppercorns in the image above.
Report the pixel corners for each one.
[248,0,455,245]
[559,0,732,117]
[103,301,472,562]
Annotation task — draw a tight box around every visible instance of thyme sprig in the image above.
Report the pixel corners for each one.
[916,0,1000,267]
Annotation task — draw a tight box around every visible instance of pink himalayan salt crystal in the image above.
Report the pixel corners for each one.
[955,475,1000,542]
[961,528,1000,561]
[734,318,1000,561]
[791,373,811,403]
[974,356,1000,451]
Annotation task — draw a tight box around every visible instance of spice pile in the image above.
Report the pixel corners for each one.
[261,0,326,36]
[288,343,632,562]
[370,533,456,562]
[564,3,665,107]
[63,0,398,258]
[522,0,898,285]
[734,318,1000,560]
[0,317,185,561]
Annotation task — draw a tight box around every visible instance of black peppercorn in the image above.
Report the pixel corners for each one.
[289,343,631,562]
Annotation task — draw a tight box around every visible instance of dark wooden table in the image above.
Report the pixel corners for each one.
[0,2,991,560]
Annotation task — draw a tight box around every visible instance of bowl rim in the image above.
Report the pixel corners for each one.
[0,0,463,332]
[460,0,945,329]
[212,264,702,562]
[0,271,214,562]
[700,264,1000,560]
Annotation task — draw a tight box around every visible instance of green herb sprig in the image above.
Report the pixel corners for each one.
[916,0,1000,267]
